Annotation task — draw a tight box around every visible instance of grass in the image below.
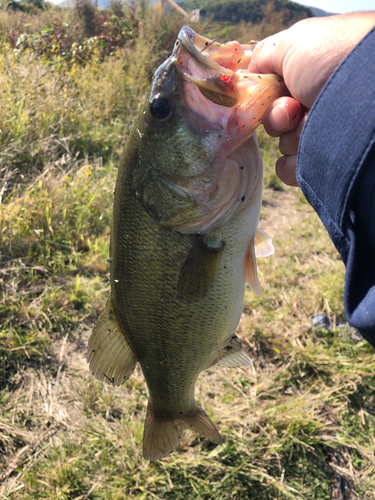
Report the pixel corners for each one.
[1,7,375,500]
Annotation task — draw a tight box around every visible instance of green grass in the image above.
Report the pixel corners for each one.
[1,8,375,500]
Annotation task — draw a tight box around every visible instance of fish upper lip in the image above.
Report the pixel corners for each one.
[176,26,233,77]
[175,26,284,88]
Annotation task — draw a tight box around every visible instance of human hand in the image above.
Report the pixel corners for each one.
[249,12,375,186]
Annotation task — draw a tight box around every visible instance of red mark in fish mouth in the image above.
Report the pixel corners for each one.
[220,74,235,93]
[221,75,231,82]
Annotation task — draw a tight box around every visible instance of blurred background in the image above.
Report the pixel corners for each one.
[1,1,374,498]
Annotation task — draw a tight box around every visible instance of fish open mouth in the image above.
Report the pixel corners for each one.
[174,26,284,127]
[158,27,286,233]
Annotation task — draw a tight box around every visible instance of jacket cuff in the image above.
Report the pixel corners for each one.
[296,26,375,264]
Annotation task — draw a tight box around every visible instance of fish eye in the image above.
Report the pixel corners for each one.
[150,95,171,121]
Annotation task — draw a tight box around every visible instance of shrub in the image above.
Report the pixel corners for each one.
[0,10,182,188]
[11,14,139,65]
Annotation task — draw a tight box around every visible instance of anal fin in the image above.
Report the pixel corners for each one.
[87,297,136,386]
[143,400,222,461]
[211,334,252,368]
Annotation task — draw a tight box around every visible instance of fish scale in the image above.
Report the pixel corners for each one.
[87,26,284,460]
[112,155,247,411]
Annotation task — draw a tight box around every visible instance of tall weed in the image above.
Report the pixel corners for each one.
[0,7,72,41]
[0,49,81,178]
[0,11,188,191]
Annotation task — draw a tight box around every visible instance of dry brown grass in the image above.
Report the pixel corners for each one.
[1,142,375,498]
[0,12,374,499]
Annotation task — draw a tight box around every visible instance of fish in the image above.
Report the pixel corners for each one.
[87,26,285,461]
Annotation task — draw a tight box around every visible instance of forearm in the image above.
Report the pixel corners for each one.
[297,26,375,345]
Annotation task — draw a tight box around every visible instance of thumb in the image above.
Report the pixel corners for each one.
[248,31,288,76]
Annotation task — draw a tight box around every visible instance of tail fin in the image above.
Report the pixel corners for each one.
[143,400,222,461]
[182,403,223,444]
[143,403,183,461]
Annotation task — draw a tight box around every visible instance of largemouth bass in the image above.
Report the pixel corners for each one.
[88,26,285,460]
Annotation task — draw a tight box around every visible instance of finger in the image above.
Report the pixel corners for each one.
[262,97,303,137]
[276,156,299,187]
[279,112,309,154]
[279,130,300,156]
[248,31,287,75]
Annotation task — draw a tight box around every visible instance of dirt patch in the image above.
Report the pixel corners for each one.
[259,186,311,240]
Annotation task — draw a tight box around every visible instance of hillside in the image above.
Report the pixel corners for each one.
[307,5,337,16]
[179,0,313,23]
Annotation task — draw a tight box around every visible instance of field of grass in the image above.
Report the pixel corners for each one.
[1,5,375,500]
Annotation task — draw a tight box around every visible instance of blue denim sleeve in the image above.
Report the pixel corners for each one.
[296,26,375,347]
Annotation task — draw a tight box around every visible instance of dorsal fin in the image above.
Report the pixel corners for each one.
[87,298,137,386]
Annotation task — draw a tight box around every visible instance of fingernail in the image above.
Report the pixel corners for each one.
[269,105,289,132]
[286,154,298,170]
[276,155,298,186]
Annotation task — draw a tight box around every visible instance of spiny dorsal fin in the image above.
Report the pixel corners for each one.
[245,239,262,295]
[254,228,274,258]
[88,297,136,386]
[143,400,222,461]
[211,334,253,368]
[177,234,224,303]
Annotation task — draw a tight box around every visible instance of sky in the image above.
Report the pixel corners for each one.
[295,0,375,14]
[54,0,375,15]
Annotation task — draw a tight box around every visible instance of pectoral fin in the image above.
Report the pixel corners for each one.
[254,229,274,257]
[211,334,252,368]
[245,239,262,296]
[177,234,224,303]
[88,298,137,386]
[245,230,274,295]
